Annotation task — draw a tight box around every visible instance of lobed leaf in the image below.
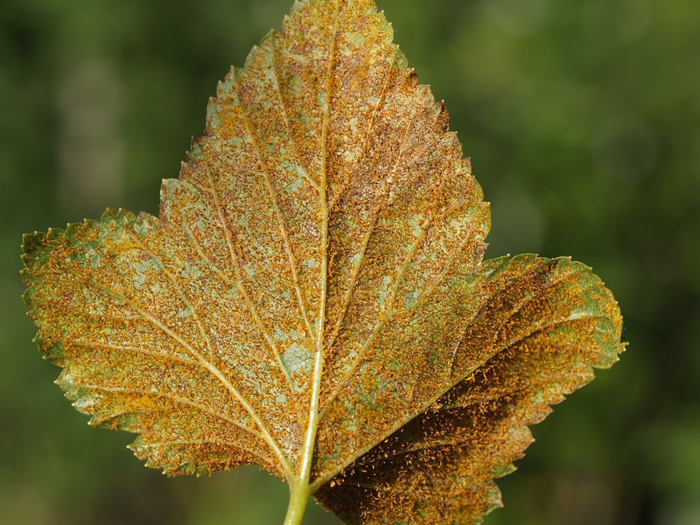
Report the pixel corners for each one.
[22,0,625,523]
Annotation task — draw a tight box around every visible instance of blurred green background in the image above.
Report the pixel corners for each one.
[1,0,698,523]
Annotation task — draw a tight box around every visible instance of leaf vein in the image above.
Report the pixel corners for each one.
[88,236,294,480]
[231,78,317,350]
[77,384,260,438]
[199,159,298,406]
[269,34,321,192]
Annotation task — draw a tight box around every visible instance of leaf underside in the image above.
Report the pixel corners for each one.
[22,0,625,523]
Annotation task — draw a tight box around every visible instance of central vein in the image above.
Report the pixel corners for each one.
[296,0,341,495]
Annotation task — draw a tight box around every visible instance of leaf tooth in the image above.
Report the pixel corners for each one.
[404,66,418,87]
[260,28,276,47]
[216,66,240,99]
[243,44,262,71]
[100,207,120,224]
[186,135,208,162]
[119,208,137,223]
[64,221,82,237]
[21,284,34,310]
[21,231,45,257]
[46,226,65,242]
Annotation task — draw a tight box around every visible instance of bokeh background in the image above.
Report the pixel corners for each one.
[1,0,698,523]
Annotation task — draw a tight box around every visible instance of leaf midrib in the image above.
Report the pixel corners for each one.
[297,0,342,494]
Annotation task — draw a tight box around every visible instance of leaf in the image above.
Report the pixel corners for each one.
[314,254,622,523]
[21,0,625,523]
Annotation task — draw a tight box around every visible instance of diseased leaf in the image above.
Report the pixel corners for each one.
[314,254,622,523]
[21,0,625,523]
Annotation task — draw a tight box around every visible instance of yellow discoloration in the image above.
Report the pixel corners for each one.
[21,0,625,523]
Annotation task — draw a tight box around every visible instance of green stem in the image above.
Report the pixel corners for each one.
[283,481,312,525]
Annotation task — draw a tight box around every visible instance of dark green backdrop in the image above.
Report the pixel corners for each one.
[1,0,698,523]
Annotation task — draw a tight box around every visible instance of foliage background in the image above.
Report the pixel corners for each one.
[1,0,698,523]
